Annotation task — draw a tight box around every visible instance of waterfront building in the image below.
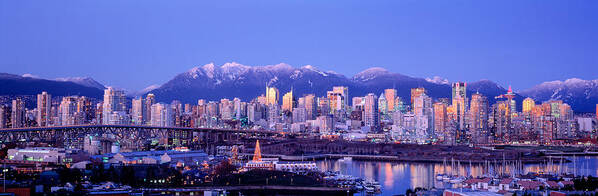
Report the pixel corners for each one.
[36,91,51,127]
[93,149,208,166]
[7,147,88,164]
[245,140,274,170]
[11,98,25,128]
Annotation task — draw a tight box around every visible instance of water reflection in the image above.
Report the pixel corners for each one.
[316,156,598,196]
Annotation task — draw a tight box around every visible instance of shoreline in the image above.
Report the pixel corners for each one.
[253,153,569,164]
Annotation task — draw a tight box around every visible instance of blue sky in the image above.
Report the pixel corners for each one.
[1,0,597,91]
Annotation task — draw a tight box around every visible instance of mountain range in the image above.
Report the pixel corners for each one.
[1,63,597,113]
[0,73,104,99]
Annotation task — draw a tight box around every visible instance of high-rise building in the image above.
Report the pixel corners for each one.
[433,102,448,135]
[318,97,330,116]
[59,96,78,126]
[144,94,156,125]
[414,93,434,137]
[36,91,51,127]
[11,98,25,128]
[410,88,426,111]
[363,93,379,132]
[76,96,93,124]
[352,97,365,111]
[131,97,145,125]
[151,103,173,127]
[327,86,348,114]
[220,99,233,120]
[265,86,279,106]
[102,87,127,125]
[304,94,316,120]
[451,82,468,131]
[282,90,294,112]
[292,107,307,123]
[0,105,10,128]
[384,89,397,113]
[452,82,467,101]
[378,93,388,115]
[522,98,535,114]
[469,93,488,143]
[233,98,244,119]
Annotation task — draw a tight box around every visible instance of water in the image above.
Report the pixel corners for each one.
[316,156,598,196]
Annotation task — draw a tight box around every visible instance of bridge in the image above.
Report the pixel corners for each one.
[0,125,286,153]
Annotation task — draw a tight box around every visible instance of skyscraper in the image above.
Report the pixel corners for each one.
[304,94,316,120]
[410,88,426,111]
[451,82,468,131]
[11,98,25,128]
[59,96,78,126]
[378,93,388,115]
[363,93,379,132]
[282,90,294,112]
[102,87,127,125]
[384,89,397,113]
[433,102,448,135]
[327,86,348,114]
[0,105,10,128]
[36,91,51,127]
[414,93,434,138]
[469,93,488,143]
[452,82,467,100]
[151,103,173,127]
[522,98,535,114]
[145,94,155,125]
[265,86,279,106]
[131,97,145,125]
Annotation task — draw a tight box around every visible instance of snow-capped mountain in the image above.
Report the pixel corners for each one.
[520,78,598,113]
[0,73,104,98]
[54,77,105,90]
[150,62,353,103]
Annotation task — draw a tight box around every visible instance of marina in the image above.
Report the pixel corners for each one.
[317,156,598,195]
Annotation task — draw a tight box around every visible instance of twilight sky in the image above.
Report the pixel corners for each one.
[1,0,597,92]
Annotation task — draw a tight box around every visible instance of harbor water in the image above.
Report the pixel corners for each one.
[316,156,598,196]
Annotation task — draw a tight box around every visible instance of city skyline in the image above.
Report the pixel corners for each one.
[2,1,598,91]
